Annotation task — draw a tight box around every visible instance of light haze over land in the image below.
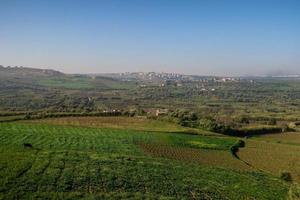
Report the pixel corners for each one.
[0,0,299,76]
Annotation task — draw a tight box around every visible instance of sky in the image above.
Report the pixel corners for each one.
[0,0,299,76]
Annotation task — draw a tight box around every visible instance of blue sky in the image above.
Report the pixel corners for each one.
[0,0,299,75]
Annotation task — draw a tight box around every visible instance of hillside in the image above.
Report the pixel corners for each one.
[0,67,137,112]
[0,119,291,199]
[1,67,300,199]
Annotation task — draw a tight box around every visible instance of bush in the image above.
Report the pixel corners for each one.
[230,145,239,156]
[230,140,245,158]
[280,171,292,182]
[237,140,245,147]
[24,113,31,120]
[198,118,231,134]
[236,117,250,124]
[267,118,277,125]
[230,126,285,136]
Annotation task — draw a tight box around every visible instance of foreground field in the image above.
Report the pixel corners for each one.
[0,120,290,199]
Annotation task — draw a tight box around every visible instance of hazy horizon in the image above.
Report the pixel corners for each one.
[1,0,299,76]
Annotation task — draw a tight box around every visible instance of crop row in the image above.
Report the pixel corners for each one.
[138,142,252,171]
[0,148,289,200]
[0,122,290,199]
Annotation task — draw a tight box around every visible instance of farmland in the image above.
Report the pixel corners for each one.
[0,120,291,199]
[238,134,300,182]
[1,67,300,199]
[1,0,300,197]
[27,116,191,133]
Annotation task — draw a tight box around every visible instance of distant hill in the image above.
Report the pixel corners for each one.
[0,66,64,78]
[0,66,135,90]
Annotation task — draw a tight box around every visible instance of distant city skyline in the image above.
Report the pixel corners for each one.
[0,0,299,76]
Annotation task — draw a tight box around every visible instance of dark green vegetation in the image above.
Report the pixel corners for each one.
[0,67,135,112]
[1,66,300,136]
[0,122,289,199]
[230,140,245,157]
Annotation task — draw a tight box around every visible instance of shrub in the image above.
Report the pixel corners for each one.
[198,118,232,134]
[237,140,245,147]
[230,145,239,156]
[267,118,277,125]
[24,113,31,120]
[280,171,292,182]
[230,140,245,158]
[237,117,250,124]
[23,143,33,148]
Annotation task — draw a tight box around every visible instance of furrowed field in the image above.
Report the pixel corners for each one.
[238,133,300,182]
[0,117,292,199]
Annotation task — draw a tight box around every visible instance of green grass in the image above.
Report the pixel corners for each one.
[0,122,289,199]
[167,133,236,150]
[188,140,219,149]
[38,77,94,89]
[0,123,232,154]
[37,76,136,90]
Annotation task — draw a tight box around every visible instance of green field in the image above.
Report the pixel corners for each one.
[38,76,136,90]
[0,120,290,199]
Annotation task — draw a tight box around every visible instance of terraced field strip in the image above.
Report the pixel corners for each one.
[253,132,300,146]
[138,143,253,171]
[0,123,147,155]
[24,116,217,135]
[0,122,234,153]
